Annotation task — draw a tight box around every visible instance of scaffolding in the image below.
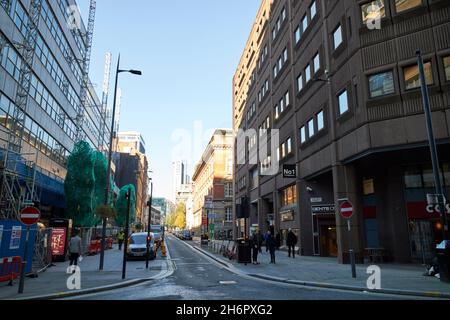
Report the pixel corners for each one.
[0,0,42,221]
[75,0,96,143]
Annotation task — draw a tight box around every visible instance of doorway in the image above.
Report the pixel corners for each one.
[320,224,338,257]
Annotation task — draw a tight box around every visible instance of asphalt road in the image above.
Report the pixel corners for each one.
[63,235,417,301]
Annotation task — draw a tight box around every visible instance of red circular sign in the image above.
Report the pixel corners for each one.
[20,206,41,226]
[340,201,354,219]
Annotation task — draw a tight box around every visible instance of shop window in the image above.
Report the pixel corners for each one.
[404,62,433,90]
[404,167,422,188]
[444,56,450,82]
[369,71,395,98]
[363,178,375,195]
[361,0,386,25]
[395,0,422,13]
[281,185,297,207]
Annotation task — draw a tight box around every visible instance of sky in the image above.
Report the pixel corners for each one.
[77,0,261,200]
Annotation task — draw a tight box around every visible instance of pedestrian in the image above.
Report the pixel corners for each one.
[287,229,298,258]
[275,232,281,250]
[257,230,263,254]
[265,231,270,253]
[251,232,260,265]
[68,229,82,267]
[118,230,125,251]
[267,231,276,264]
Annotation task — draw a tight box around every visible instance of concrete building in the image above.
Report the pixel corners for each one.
[114,131,149,223]
[192,129,234,239]
[142,204,161,228]
[0,0,108,221]
[233,0,450,264]
[172,160,187,202]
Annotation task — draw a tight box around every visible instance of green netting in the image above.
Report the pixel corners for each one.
[64,141,111,228]
[114,184,136,227]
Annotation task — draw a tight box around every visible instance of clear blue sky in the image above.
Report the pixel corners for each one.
[77,0,261,200]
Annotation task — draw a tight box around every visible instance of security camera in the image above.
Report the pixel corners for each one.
[306,187,313,193]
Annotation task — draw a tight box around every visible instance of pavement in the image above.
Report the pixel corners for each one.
[65,235,408,300]
[0,244,170,300]
[186,238,450,299]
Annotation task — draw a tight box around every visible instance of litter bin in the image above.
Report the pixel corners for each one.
[436,240,450,283]
[237,238,251,265]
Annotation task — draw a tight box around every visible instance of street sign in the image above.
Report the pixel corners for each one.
[19,207,41,226]
[312,205,335,215]
[340,201,353,219]
[283,164,297,178]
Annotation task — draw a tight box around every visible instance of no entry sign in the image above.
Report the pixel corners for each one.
[340,201,354,219]
[19,207,41,226]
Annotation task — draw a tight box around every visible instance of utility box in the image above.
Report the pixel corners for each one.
[237,238,251,265]
[436,240,450,283]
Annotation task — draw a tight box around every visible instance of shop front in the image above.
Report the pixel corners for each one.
[311,204,338,257]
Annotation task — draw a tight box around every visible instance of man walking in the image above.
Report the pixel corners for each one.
[68,230,82,267]
[287,229,298,258]
[267,231,277,264]
[118,230,125,251]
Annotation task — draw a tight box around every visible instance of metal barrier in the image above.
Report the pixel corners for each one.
[0,257,21,284]
[32,228,52,273]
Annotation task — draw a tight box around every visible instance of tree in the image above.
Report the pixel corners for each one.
[114,185,136,227]
[174,202,186,229]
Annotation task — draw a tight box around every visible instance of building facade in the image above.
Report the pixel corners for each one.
[0,0,108,222]
[192,129,234,239]
[233,0,450,264]
[172,160,187,203]
[114,131,149,223]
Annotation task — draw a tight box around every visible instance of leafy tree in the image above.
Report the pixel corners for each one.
[174,202,186,229]
[114,185,136,227]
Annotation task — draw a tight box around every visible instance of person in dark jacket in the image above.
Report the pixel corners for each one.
[257,230,263,254]
[286,229,298,258]
[251,232,260,265]
[275,232,281,250]
[266,231,277,264]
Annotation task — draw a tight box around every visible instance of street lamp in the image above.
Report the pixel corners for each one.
[146,178,153,269]
[99,55,142,271]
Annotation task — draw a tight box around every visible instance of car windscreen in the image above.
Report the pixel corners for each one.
[130,235,147,245]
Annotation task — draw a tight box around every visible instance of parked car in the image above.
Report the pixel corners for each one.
[181,230,192,240]
[150,225,164,242]
[126,232,156,261]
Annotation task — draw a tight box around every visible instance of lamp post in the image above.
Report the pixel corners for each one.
[146,179,153,269]
[416,51,449,240]
[122,188,132,279]
[99,55,142,271]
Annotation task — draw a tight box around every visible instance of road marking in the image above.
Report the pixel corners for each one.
[219,281,237,285]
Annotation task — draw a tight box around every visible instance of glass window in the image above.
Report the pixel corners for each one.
[302,15,308,32]
[369,71,395,98]
[281,143,286,158]
[281,185,297,207]
[310,1,317,19]
[274,65,278,78]
[404,167,422,188]
[333,25,343,50]
[361,0,386,24]
[338,90,349,115]
[283,48,288,63]
[297,74,303,92]
[300,126,306,143]
[280,98,285,113]
[275,105,279,119]
[363,178,375,195]
[287,138,292,154]
[313,53,320,74]
[308,119,315,138]
[305,65,311,83]
[278,57,283,71]
[317,110,324,131]
[395,0,422,13]
[404,62,433,90]
[282,7,286,21]
[444,56,450,81]
[295,26,301,43]
[285,91,290,107]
